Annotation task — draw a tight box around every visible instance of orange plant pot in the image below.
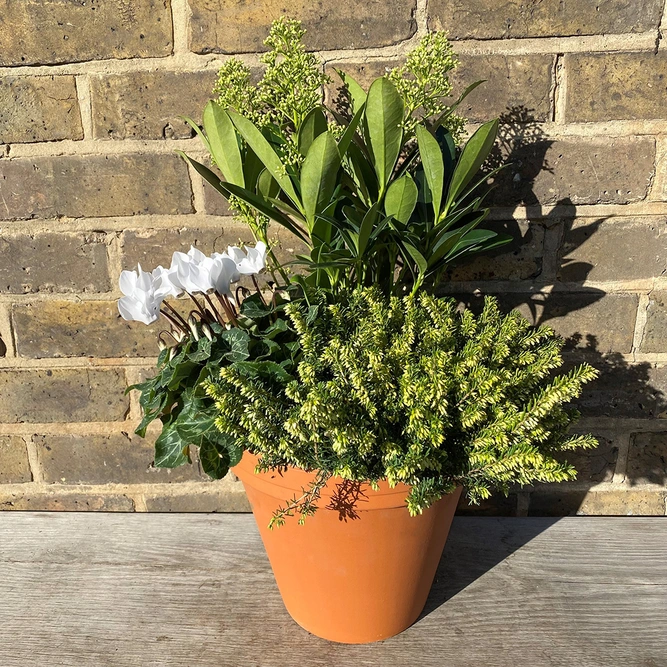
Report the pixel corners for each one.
[232,451,463,644]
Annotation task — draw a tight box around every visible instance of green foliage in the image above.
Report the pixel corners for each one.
[183,19,510,297]
[129,291,300,480]
[206,287,598,521]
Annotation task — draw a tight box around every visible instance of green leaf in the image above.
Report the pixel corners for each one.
[256,168,280,199]
[335,69,367,114]
[199,437,233,479]
[202,102,244,187]
[154,422,189,468]
[188,337,212,362]
[430,80,486,131]
[384,174,418,224]
[218,181,310,244]
[179,115,210,152]
[365,77,404,195]
[337,104,365,159]
[301,131,341,229]
[445,119,498,213]
[357,203,380,256]
[233,360,295,383]
[221,328,250,362]
[416,125,444,221]
[403,243,428,275]
[227,109,303,212]
[298,107,328,157]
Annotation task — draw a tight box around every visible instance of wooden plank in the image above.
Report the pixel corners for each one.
[0,515,666,666]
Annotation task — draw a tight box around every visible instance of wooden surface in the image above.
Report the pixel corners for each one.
[0,514,665,667]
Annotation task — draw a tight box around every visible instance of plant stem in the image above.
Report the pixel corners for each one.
[216,293,239,327]
[160,308,187,334]
[251,275,268,306]
[188,293,208,319]
[203,292,224,324]
[162,301,189,329]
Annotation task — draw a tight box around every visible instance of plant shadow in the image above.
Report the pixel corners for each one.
[419,103,667,618]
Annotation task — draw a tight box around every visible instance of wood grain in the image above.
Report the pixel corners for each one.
[0,514,665,666]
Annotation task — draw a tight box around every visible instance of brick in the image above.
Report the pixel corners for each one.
[0,76,82,143]
[327,55,553,123]
[90,71,217,140]
[0,0,172,67]
[428,0,663,39]
[452,55,554,123]
[627,432,667,486]
[188,0,417,54]
[0,368,128,423]
[491,137,655,207]
[0,436,31,483]
[12,301,160,359]
[0,492,134,511]
[641,292,667,354]
[145,487,251,512]
[0,154,193,220]
[529,489,666,516]
[35,432,209,485]
[0,232,110,294]
[558,218,667,283]
[456,493,517,516]
[120,228,226,270]
[570,357,667,419]
[559,434,618,484]
[446,221,544,282]
[565,52,667,123]
[515,293,638,354]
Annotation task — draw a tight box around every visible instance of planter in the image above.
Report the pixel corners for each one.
[232,451,462,644]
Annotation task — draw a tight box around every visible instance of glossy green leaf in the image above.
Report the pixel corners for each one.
[416,125,444,220]
[337,104,365,159]
[199,438,231,479]
[445,119,498,213]
[257,168,280,199]
[227,109,303,211]
[221,328,250,362]
[365,77,404,195]
[357,203,380,256]
[384,174,418,224]
[335,69,367,115]
[301,131,341,228]
[298,107,328,157]
[202,102,244,187]
[403,243,428,275]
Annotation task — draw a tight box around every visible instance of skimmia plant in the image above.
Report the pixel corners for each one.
[119,18,598,525]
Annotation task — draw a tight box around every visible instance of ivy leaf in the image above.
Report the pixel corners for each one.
[221,328,250,362]
[199,438,231,479]
[154,422,190,468]
[189,337,212,362]
[233,360,295,383]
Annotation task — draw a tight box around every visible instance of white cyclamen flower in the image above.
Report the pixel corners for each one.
[118,265,167,325]
[167,246,216,294]
[226,242,267,275]
[209,253,239,297]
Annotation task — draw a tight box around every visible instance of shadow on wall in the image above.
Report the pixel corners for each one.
[452,105,667,516]
[422,106,667,622]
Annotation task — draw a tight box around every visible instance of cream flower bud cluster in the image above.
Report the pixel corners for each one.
[118,242,267,324]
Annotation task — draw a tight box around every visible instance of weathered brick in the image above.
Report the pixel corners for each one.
[491,137,655,207]
[188,0,417,54]
[0,436,31,483]
[144,487,251,511]
[35,432,208,485]
[90,71,217,140]
[0,232,110,294]
[0,154,193,220]
[555,434,618,484]
[428,0,663,39]
[565,52,667,123]
[641,292,667,354]
[12,301,160,359]
[203,178,234,216]
[0,492,134,511]
[327,54,553,123]
[570,357,667,419]
[456,493,517,516]
[529,489,666,516]
[0,76,82,143]
[516,293,638,354]
[446,221,544,282]
[558,218,667,283]
[120,228,226,270]
[0,0,172,66]
[0,369,128,423]
[627,432,667,486]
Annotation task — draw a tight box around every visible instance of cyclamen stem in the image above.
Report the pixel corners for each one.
[160,308,188,334]
[216,293,239,327]
[162,301,189,330]
[188,292,208,319]
[203,292,224,324]
[251,275,268,306]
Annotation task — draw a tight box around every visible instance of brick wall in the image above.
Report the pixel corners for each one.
[1,0,666,515]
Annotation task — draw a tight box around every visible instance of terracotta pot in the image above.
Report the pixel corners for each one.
[232,451,462,644]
